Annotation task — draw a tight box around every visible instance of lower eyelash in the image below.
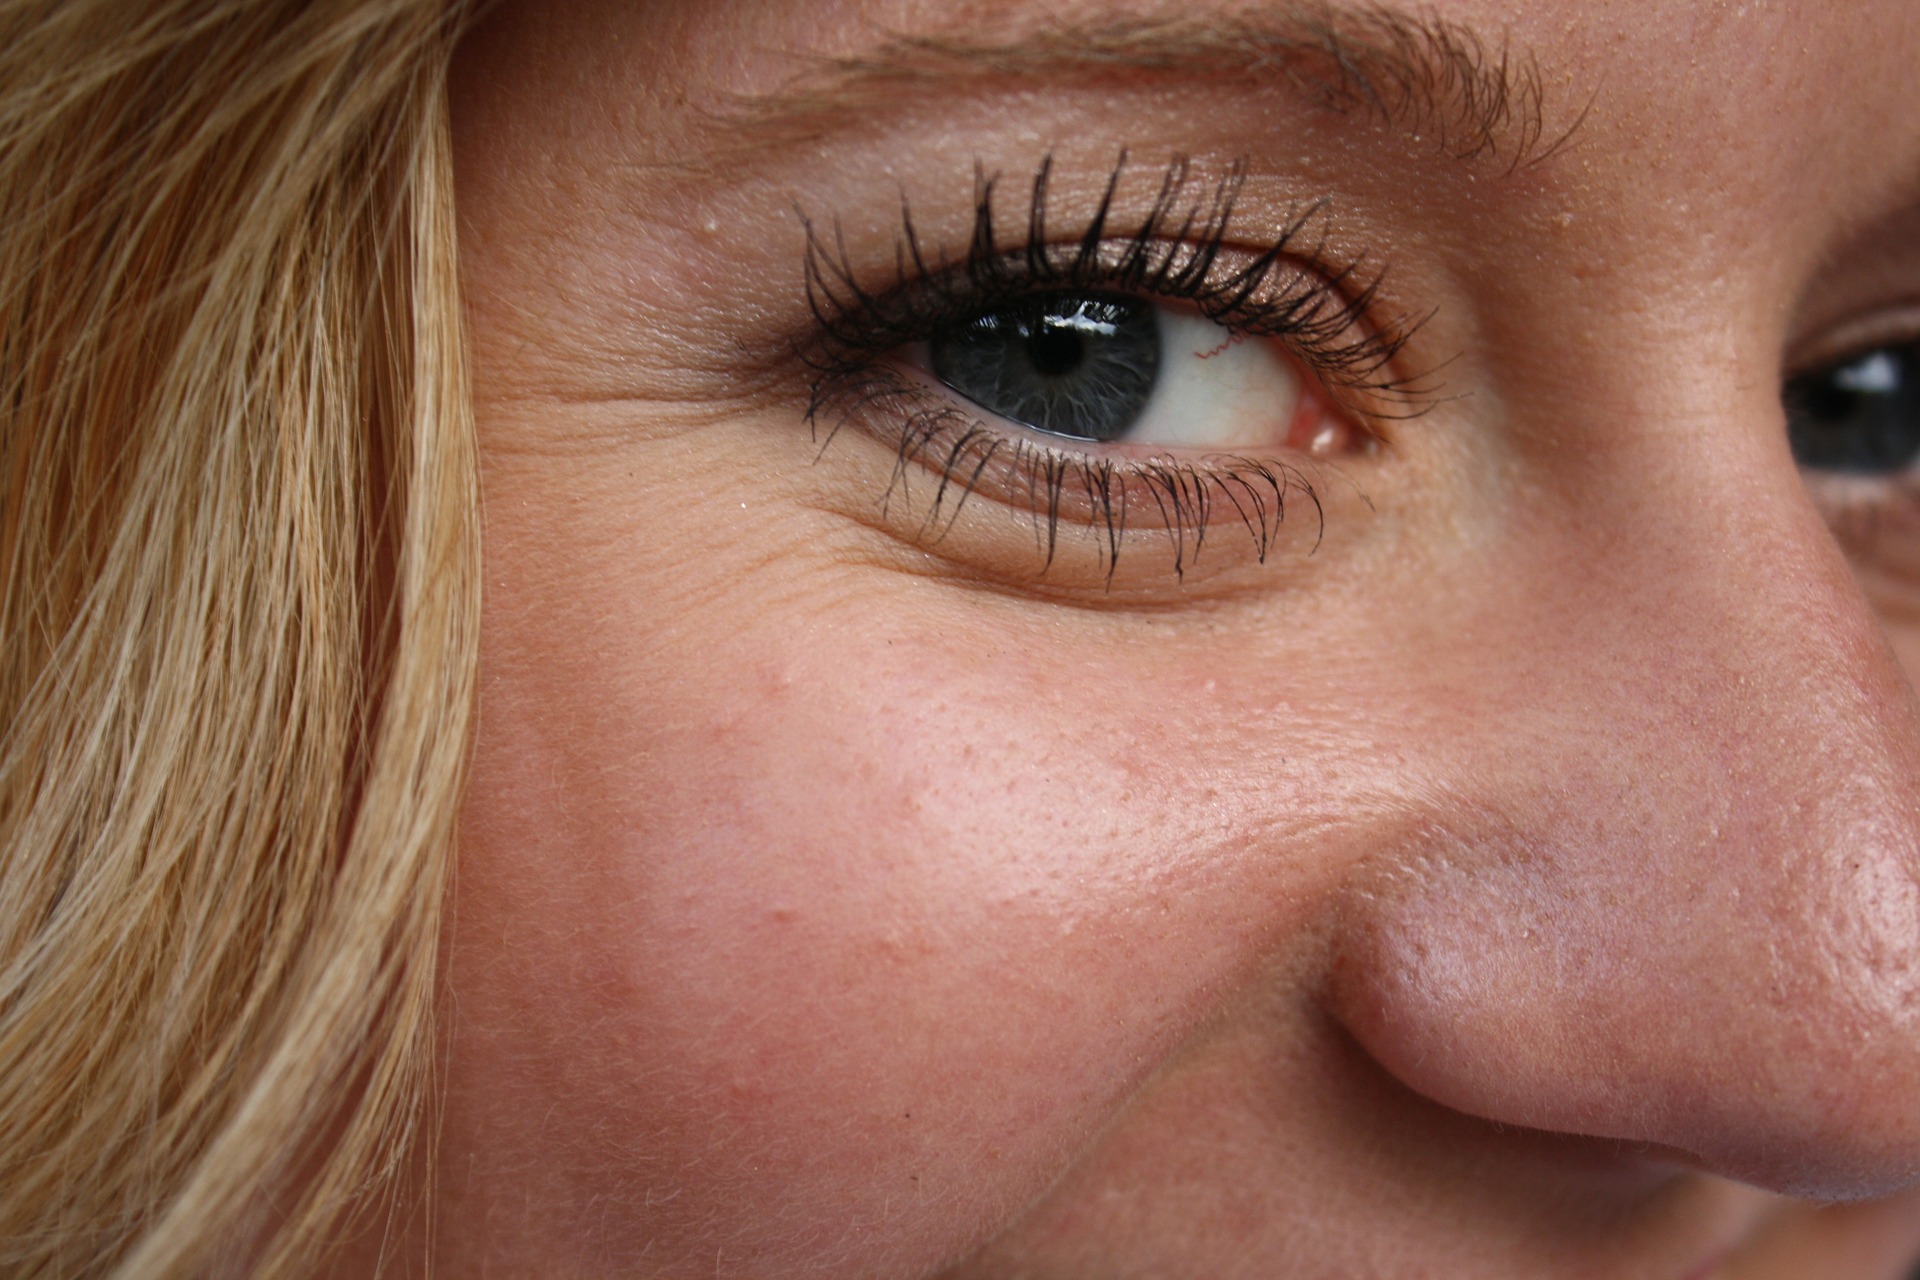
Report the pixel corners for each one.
[806,364,1326,584]
[1806,473,1920,578]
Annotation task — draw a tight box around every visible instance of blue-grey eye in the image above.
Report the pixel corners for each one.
[929,294,1161,442]
[919,290,1347,455]
[1785,342,1920,473]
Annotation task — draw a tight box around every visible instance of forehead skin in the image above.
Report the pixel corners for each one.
[455,0,1920,292]
[419,1,1920,1279]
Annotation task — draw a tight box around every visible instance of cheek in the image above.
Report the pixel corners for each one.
[450,502,1358,1270]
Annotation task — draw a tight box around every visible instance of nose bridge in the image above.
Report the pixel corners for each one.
[1329,420,1920,1198]
[1563,476,1920,891]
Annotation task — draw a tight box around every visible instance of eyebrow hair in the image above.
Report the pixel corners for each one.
[720,3,1576,171]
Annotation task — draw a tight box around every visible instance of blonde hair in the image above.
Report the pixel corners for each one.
[0,2,476,1276]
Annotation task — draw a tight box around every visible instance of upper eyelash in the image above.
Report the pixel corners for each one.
[791,153,1421,583]
[799,151,1432,408]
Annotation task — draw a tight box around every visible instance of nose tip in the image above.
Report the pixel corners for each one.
[1328,786,1920,1197]
[1325,531,1920,1199]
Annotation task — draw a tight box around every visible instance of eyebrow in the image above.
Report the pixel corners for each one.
[720,2,1573,171]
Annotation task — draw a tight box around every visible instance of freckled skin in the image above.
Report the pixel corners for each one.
[329,0,1920,1275]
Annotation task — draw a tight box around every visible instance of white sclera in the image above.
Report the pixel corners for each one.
[1119,307,1304,449]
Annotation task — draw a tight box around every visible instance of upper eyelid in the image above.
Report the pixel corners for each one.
[1785,304,1920,378]
[796,153,1437,413]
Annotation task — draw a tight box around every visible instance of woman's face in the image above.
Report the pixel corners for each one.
[431,0,1920,1275]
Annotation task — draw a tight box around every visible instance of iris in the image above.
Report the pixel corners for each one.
[930,293,1161,442]
[1786,342,1920,473]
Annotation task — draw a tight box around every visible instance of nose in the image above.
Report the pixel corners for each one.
[1326,400,1920,1200]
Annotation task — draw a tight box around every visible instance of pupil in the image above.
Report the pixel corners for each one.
[1785,342,1920,473]
[1028,325,1085,379]
[928,292,1160,442]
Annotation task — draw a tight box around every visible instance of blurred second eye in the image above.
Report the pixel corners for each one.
[924,291,1354,455]
[1786,340,1920,473]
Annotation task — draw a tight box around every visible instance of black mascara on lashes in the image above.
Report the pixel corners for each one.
[790,152,1428,582]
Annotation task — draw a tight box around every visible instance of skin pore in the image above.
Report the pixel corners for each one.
[357,0,1920,1275]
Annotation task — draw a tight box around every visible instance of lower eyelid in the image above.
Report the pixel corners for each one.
[807,360,1332,581]
[1804,471,1920,589]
